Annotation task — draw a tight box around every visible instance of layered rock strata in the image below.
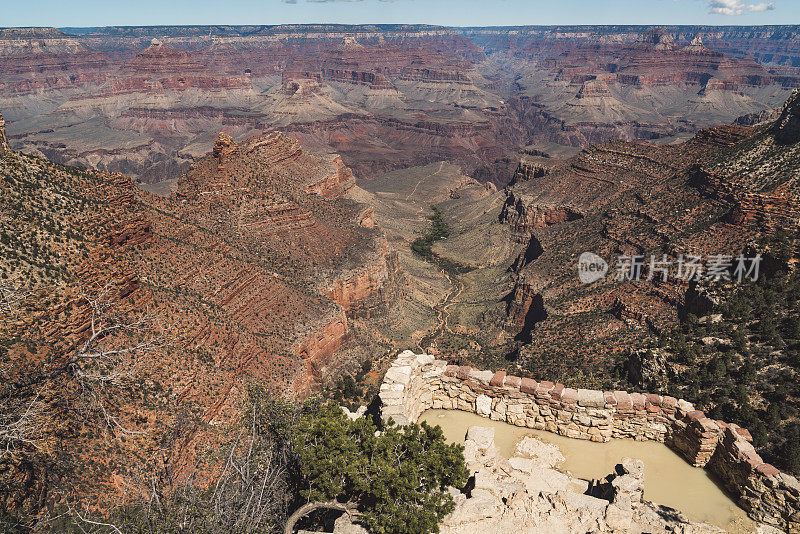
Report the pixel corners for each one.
[692,165,800,231]
[509,160,550,185]
[380,351,800,532]
[165,130,400,391]
[499,116,799,366]
[6,25,798,185]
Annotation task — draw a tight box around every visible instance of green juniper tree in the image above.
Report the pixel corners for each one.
[285,403,468,534]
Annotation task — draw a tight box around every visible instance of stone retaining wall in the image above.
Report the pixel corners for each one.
[379,350,800,533]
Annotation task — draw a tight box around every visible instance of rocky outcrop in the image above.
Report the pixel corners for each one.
[728,191,800,231]
[440,425,723,534]
[625,348,670,391]
[691,165,800,232]
[320,239,399,317]
[505,278,547,335]
[684,35,707,53]
[304,155,356,199]
[321,68,394,89]
[0,112,9,155]
[776,88,800,144]
[125,39,207,74]
[293,311,350,394]
[212,132,239,163]
[735,108,782,126]
[380,352,800,531]
[509,160,550,185]
[501,191,584,242]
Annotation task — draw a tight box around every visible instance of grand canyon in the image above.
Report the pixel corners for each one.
[2,13,800,534]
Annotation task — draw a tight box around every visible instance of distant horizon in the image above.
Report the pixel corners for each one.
[4,23,800,33]
[4,0,798,29]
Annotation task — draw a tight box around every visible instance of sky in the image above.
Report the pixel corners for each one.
[3,0,798,28]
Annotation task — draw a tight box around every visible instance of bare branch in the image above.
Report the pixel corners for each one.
[64,498,124,534]
[66,282,165,438]
[0,283,30,317]
[283,501,361,534]
[0,394,45,452]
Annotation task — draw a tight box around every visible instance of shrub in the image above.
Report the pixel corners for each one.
[289,402,469,534]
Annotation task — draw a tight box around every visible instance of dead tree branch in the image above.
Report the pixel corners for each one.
[66,283,163,437]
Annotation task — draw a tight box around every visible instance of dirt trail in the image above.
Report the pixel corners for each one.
[405,161,446,203]
[417,268,464,351]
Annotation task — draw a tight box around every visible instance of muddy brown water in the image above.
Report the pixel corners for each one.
[419,409,757,533]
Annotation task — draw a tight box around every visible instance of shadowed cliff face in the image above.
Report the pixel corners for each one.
[2,25,800,185]
[0,113,8,154]
[776,88,800,144]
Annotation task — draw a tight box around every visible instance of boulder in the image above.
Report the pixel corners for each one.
[514,435,565,469]
[605,503,634,531]
[475,394,492,417]
[333,515,369,534]
[340,405,367,421]
[508,456,534,474]
[466,426,495,452]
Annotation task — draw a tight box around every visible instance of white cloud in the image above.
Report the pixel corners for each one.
[709,0,745,15]
[747,2,776,12]
[708,0,777,15]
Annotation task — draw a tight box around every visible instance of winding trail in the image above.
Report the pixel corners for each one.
[405,161,446,203]
[416,267,465,351]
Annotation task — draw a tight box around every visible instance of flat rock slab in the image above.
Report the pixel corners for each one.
[384,365,412,385]
[577,388,605,408]
[467,426,495,452]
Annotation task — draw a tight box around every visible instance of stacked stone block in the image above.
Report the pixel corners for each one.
[708,425,800,533]
[668,408,724,467]
[379,350,443,425]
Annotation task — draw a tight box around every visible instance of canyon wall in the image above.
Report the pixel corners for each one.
[163,129,402,395]
[4,25,799,185]
[380,351,800,532]
[500,191,584,241]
